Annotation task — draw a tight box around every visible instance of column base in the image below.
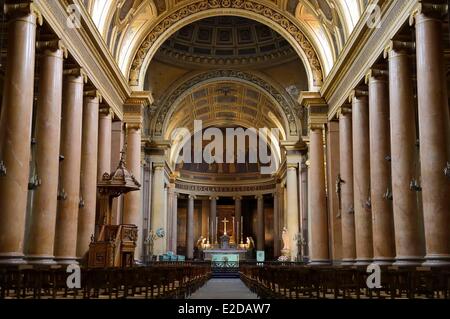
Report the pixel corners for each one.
[354,259,372,266]
[308,259,331,266]
[372,258,395,265]
[0,253,27,265]
[26,255,57,265]
[341,259,356,265]
[423,254,450,267]
[394,256,424,266]
[54,257,79,265]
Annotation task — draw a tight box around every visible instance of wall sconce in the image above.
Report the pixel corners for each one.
[383,188,393,200]
[444,162,450,179]
[410,179,422,192]
[57,188,67,201]
[28,174,42,190]
[364,197,372,210]
[79,197,85,208]
[0,161,6,176]
[348,206,355,214]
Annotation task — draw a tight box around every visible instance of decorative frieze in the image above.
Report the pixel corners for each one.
[176,182,275,194]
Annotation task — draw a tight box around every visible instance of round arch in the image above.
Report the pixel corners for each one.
[151,70,301,141]
[128,0,324,91]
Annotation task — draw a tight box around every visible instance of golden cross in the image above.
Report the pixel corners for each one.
[221,217,229,235]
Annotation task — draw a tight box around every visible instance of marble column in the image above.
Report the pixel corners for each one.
[326,121,342,262]
[76,92,100,258]
[299,161,309,259]
[54,69,86,264]
[273,189,280,257]
[26,40,64,264]
[286,164,299,261]
[172,191,178,254]
[351,92,373,265]
[339,107,356,264]
[123,124,142,259]
[151,164,166,256]
[234,196,242,245]
[210,196,218,244]
[308,127,330,264]
[0,4,40,264]
[413,11,450,265]
[166,184,177,253]
[367,70,396,264]
[97,107,112,180]
[186,195,195,259]
[256,195,265,251]
[386,44,423,264]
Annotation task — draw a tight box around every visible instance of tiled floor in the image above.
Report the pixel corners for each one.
[188,279,258,299]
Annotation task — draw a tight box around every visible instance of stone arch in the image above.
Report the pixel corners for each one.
[129,0,324,90]
[150,70,302,141]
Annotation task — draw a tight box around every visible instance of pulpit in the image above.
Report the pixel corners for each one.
[88,151,141,268]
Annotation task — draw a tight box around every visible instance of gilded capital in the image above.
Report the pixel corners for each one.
[365,69,388,84]
[99,105,114,117]
[383,40,415,58]
[348,89,368,103]
[337,104,352,118]
[126,123,142,132]
[409,2,448,26]
[36,39,68,58]
[84,89,102,102]
[64,68,88,83]
[310,124,325,131]
[4,2,43,25]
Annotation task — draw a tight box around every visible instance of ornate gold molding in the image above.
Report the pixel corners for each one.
[129,0,323,86]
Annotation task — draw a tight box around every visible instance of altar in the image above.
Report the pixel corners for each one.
[200,217,252,264]
[203,249,247,262]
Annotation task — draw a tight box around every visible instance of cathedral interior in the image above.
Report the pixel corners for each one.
[0,0,450,301]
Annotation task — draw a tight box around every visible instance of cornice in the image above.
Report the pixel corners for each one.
[320,0,418,120]
[35,0,131,120]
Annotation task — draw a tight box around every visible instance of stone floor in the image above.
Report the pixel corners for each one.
[188,279,259,299]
